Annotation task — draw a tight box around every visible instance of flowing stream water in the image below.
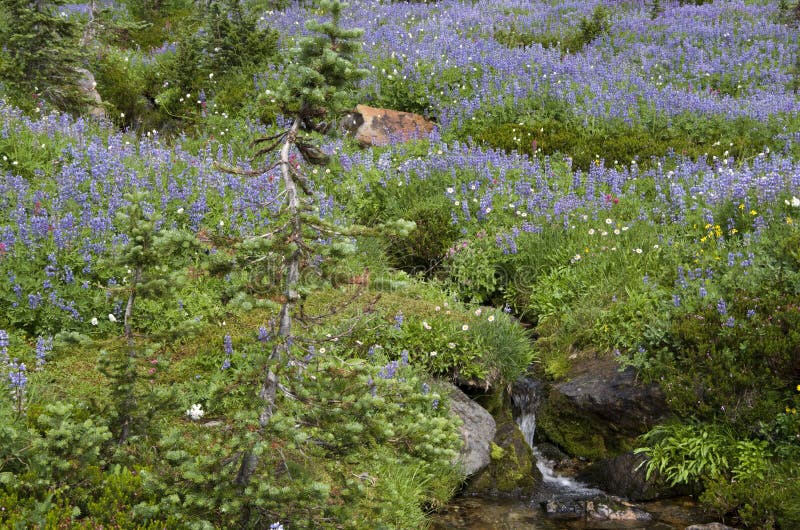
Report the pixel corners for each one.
[430,379,714,529]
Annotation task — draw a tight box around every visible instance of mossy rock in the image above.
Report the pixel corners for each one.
[532,357,669,461]
[534,387,614,461]
[466,389,541,497]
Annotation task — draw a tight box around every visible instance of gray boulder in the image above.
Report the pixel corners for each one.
[75,68,105,119]
[447,384,495,476]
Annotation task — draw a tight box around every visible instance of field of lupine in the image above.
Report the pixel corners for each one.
[1,0,800,527]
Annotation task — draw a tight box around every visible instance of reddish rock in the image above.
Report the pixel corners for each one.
[341,104,435,146]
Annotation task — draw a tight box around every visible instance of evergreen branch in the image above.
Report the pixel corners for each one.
[213,161,281,176]
[297,291,380,326]
[252,134,288,160]
[250,131,288,146]
[249,219,292,242]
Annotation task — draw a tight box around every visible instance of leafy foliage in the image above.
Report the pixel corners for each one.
[0,0,87,113]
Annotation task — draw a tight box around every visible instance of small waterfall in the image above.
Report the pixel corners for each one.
[512,378,601,496]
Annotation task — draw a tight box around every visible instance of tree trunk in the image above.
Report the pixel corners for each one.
[119,267,142,444]
[236,118,302,486]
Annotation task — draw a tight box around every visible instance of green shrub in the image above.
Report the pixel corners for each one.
[91,48,172,132]
[470,308,534,384]
[387,195,460,273]
[137,354,462,528]
[493,5,610,54]
[445,235,505,303]
[456,100,793,171]
[637,421,800,528]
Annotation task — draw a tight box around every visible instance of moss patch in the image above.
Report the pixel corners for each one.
[535,385,638,461]
[466,389,541,496]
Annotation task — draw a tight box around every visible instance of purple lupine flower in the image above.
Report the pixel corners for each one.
[673,294,681,307]
[9,359,27,401]
[394,311,404,330]
[258,326,270,342]
[0,329,8,364]
[28,292,42,309]
[717,299,727,316]
[378,360,399,380]
[223,334,233,355]
[35,336,52,369]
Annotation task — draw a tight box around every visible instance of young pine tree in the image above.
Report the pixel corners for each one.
[99,192,202,443]
[224,0,391,489]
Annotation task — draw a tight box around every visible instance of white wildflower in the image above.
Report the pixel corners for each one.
[186,404,205,421]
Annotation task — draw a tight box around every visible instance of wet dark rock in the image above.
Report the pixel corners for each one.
[585,497,653,521]
[577,451,693,501]
[543,498,586,517]
[555,361,668,433]
[533,358,668,460]
[447,384,495,476]
[535,443,572,472]
[542,495,652,522]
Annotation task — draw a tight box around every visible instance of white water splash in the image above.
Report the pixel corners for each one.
[516,410,601,495]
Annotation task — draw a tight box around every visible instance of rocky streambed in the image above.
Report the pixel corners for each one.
[439,358,736,529]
